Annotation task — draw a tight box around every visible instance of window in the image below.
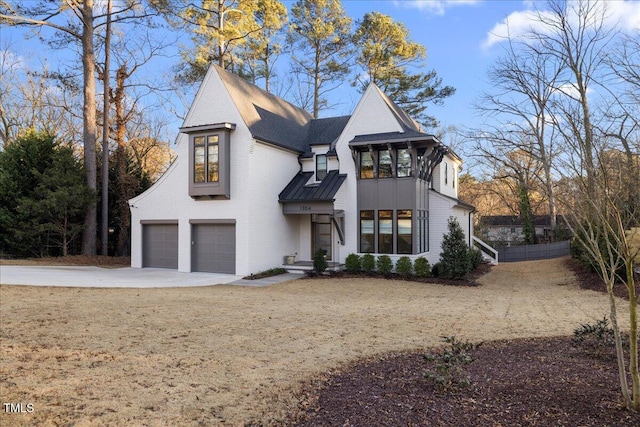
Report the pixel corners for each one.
[316,154,327,180]
[194,135,219,183]
[378,149,392,178]
[360,151,374,179]
[184,123,234,199]
[397,210,412,254]
[378,210,393,253]
[397,148,411,177]
[360,211,374,252]
[444,162,448,185]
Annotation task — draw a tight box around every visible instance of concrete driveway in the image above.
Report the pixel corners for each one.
[0,265,301,288]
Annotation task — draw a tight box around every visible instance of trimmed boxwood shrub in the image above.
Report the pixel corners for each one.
[414,256,431,278]
[344,253,361,273]
[377,255,393,275]
[395,256,413,277]
[362,253,376,273]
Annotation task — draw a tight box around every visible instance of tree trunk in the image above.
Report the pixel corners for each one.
[81,0,97,256]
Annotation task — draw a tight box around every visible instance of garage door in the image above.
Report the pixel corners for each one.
[192,224,236,274]
[142,224,178,269]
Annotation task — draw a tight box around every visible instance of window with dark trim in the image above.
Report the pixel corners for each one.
[316,154,327,180]
[378,210,393,253]
[444,162,448,185]
[360,210,374,252]
[194,135,219,183]
[378,150,392,178]
[397,210,412,254]
[360,151,374,179]
[397,148,411,177]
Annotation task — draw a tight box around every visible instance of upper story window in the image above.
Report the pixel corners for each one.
[358,147,413,179]
[360,151,374,179]
[397,148,411,177]
[316,154,327,180]
[444,162,449,185]
[378,150,393,178]
[194,135,219,183]
[181,122,235,199]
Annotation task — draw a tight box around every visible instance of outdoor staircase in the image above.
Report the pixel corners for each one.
[473,236,499,265]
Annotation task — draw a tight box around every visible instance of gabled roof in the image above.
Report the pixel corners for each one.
[374,85,423,133]
[279,170,347,203]
[215,65,350,154]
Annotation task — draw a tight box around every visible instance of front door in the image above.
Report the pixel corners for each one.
[312,214,332,261]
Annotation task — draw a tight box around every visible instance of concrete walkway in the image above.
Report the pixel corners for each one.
[0,265,302,288]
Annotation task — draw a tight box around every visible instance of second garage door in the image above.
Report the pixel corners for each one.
[192,223,236,274]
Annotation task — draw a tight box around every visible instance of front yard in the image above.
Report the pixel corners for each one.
[0,258,633,426]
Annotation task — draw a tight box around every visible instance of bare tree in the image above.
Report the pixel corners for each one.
[472,34,562,235]
[532,0,638,411]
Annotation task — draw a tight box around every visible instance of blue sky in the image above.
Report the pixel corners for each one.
[3,0,640,137]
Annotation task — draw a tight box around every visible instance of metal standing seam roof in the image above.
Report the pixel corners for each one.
[279,170,347,202]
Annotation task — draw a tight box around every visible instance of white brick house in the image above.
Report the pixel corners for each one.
[129,65,479,275]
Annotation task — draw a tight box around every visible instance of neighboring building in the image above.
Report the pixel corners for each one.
[129,65,482,275]
[481,215,565,246]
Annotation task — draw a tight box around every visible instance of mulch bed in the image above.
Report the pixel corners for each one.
[566,257,639,302]
[307,262,492,287]
[285,259,640,426]
[287,337,639,426]
[0,255,130,267]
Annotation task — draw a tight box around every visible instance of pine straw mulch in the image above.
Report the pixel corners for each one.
[286,260,640,427]
[0,255,130,268]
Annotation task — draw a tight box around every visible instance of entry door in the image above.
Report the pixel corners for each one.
[312,215,332,260]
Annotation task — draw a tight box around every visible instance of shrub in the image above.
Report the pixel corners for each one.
[439,217,470,279]
[414,257,431,278]
[424,336,482,391]
[431,262,443,278]
[468,247,484,271]
[376,255,393,275]
[573,317,615,358]
[361,253,375,273]
[313,248,328,274]
[344,253,361,273]
[395,256,413,277]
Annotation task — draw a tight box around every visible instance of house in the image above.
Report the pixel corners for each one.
[129,65,485,276]
[481,215,566,246]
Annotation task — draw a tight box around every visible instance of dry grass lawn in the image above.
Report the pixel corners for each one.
[0,258,633,426]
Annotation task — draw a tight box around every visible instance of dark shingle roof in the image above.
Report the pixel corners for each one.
[216,65,350,154]
[279,170,347,202]
[482,215,565,227]
[307,115,352,146]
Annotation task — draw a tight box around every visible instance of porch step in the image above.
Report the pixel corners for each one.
[283,261,344,273]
